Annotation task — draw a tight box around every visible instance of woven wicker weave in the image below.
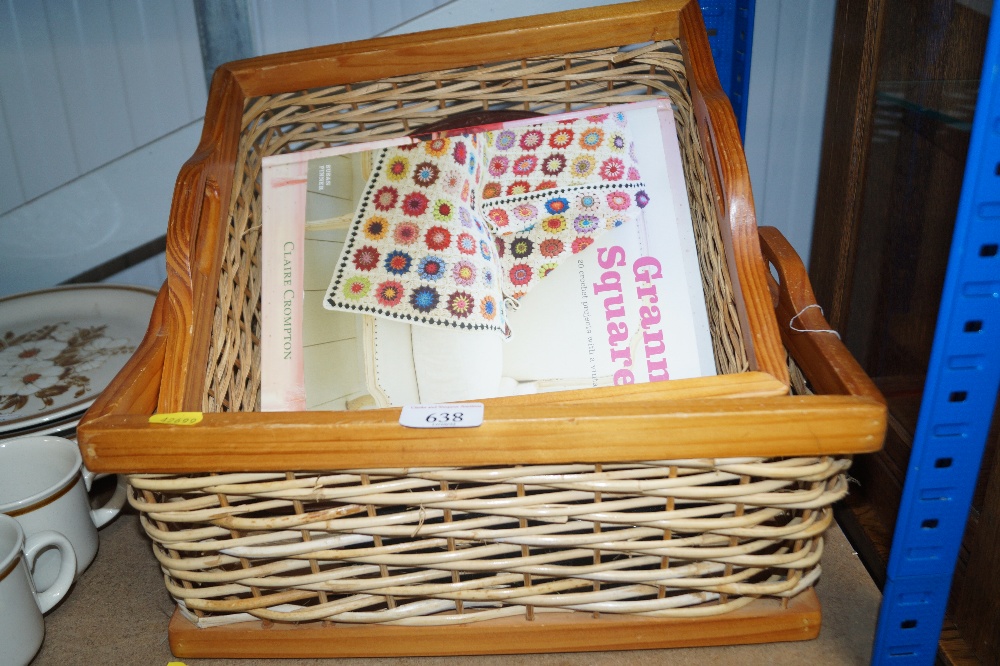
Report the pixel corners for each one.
[133,454,845,626]
[121,38,852,629]
[203,40,748,414]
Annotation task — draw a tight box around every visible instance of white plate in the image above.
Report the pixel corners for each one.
[0,411,80,441]
[0,284,157,434]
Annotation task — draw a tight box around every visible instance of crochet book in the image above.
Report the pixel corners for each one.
[260,100,714,411]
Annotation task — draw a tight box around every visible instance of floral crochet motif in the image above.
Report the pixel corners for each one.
[325,110,649,336]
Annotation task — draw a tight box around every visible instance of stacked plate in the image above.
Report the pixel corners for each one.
[0,284,158,441]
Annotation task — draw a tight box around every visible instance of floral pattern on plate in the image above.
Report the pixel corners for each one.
[0,322,136,416]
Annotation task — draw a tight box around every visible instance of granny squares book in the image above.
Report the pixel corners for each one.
[261,100,715,411]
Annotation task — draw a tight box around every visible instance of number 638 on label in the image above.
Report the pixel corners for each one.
[399,403,484,429]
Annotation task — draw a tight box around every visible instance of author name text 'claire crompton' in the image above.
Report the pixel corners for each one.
[282,241,294,360]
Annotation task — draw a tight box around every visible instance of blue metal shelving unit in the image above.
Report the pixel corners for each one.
[872,8,1000,664]
[699,1,755,139]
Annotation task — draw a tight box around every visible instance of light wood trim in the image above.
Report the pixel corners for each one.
[168,588,820,658]
[160,68,244,414]
[486,371,789,407]
[79,360,785,467]
[76,1,876,478]
[80,394,884,473]
[221,0,687,96]
[679,2,789,386]
[758,226,885,405]
[81,281,168,421]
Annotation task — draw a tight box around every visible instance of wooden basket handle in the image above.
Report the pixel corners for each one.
[758,225,884,404]
[80,281,169,426]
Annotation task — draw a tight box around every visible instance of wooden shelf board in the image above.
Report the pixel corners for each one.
[169,589,821,658]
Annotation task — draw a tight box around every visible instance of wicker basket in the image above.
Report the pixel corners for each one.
[78,0,886,657]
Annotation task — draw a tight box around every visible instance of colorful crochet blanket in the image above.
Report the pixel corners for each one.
[324,112,649,336]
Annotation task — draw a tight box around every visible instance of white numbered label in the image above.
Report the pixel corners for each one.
[399,403,484,429]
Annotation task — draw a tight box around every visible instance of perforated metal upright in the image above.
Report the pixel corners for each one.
[699,1,755,138]
[872,8,1000,664]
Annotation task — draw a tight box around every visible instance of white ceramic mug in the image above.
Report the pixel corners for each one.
[0,514,76,666]
[0,435,127,591]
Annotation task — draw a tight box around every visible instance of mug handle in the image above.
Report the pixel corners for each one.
[23,530,77,614]
[82,470,128,529]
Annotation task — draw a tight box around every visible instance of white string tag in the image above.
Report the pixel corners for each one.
[789,304,842,339]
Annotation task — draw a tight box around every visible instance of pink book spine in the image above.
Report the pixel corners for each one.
[261,161,307,411]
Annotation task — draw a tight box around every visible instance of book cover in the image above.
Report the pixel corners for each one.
[261,100,715,411]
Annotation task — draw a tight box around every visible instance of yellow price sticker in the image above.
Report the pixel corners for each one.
[149,412,203,426]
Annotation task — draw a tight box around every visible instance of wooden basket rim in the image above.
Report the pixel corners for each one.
[74,0,888,474]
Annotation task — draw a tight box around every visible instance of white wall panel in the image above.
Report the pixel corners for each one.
[0,101,23,210]
[101,252,167,292]
[43,0,133,174]
[250,0,451,55]
[744,0,836,266]
[175,0,209,119]
[380,0,623,34]
[330,1,373,44]
[252,1,311,54]
[109,1,204,147]
[0,0,78,204]
[0,0,207,216]
[0,0,834,300]
[0,122,202,297]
